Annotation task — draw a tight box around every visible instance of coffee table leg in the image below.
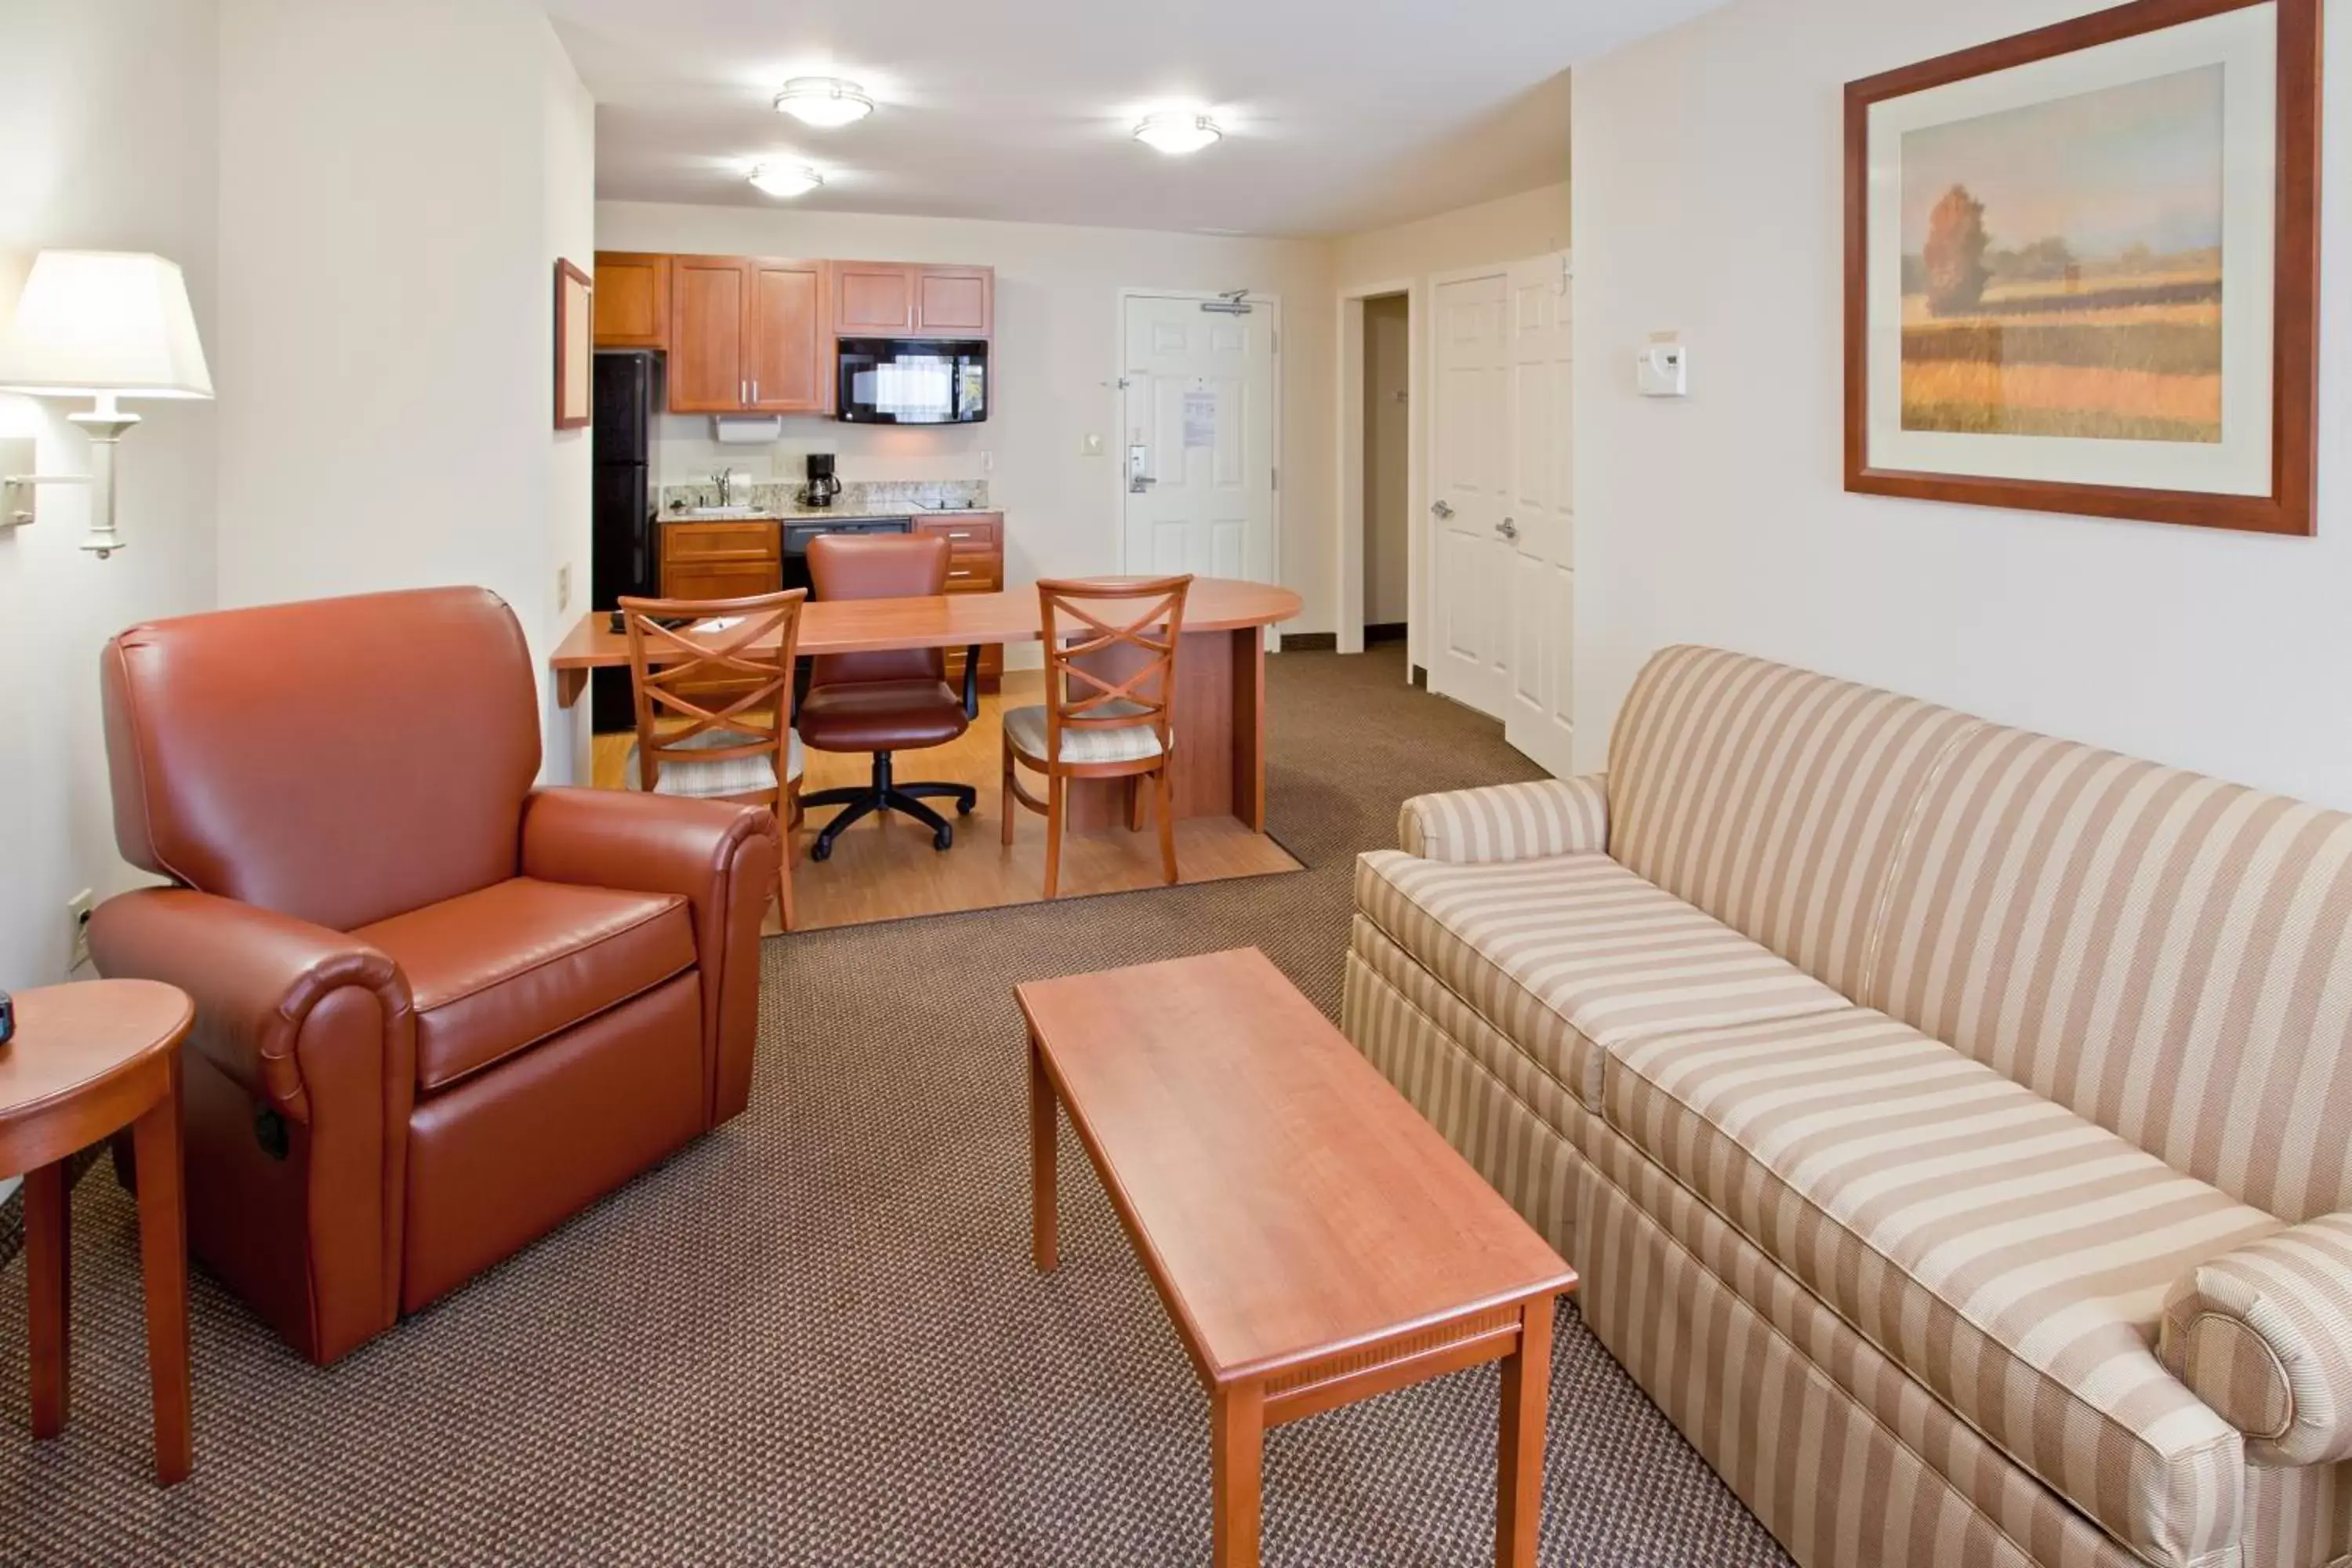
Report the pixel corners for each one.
[1029,1031,1058,1273]
[1496,1294,1554,1568]
[25,1160,68,1440]
[132,1073,194,1486]
[1211,1380,1263,1568]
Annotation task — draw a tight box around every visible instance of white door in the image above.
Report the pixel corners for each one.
[1427,273,1511,717]
[1120,295,1277,586]
[1501,254,1576,776]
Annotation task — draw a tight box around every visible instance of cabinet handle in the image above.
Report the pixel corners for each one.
[751,379,760,403]
[948,530,973,538]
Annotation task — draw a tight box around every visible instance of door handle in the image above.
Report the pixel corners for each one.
[1496,517,1521,542]
[1431,499,1455,520]
[1128,444,1157,494]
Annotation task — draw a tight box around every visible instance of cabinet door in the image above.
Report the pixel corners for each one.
[669,257,750,412]
[915,267,993,337]
[746,260,829,414]
[593,252,670,347]
[834,263,917,335]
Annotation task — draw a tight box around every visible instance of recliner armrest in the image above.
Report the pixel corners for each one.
[1396,774,1610,864]
[2161,1213,2352,1465]
[87,887,411,1123]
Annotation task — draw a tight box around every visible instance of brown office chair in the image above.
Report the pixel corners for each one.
[1002,575,1192,898]
[86,587,781,1364]
[619,589,806,931]
[797,534,976,861]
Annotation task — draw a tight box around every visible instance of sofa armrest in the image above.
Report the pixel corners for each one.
[1397,775,1609,864]
[2161,1214,2352,1465]
[519,786,781,1124]
[87,887,411,1125]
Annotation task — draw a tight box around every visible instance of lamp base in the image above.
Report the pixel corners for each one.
[67,398,140,559]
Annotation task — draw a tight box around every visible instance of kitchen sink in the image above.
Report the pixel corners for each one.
[677,504,769,519]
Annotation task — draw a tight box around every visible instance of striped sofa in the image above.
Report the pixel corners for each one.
[1341,644,2352,1568]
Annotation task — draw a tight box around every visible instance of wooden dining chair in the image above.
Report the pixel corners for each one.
[619,589,808,929]
[1000,575,1193,898]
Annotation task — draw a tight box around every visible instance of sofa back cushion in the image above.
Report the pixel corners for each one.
[1867,723,2352,1223]
[102,586,542,933]
[1608,645,1980,999]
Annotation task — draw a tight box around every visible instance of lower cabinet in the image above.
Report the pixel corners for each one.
[918,513,1005,692]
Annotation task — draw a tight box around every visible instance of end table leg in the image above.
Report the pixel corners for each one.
[1496,1294,1554,1568]
[132,1075,194,1486]
[25,1161,68,1440]
[1029,1033,1058,1273]
[1211,1381,1264,1568]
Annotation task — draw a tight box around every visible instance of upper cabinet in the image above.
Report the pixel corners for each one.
[592,252,670,348]
[744,260,827,414]
[833,262,995,339]
[664,256,830,416]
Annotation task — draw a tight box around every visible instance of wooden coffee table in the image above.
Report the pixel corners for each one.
[1018,947,1575,1568]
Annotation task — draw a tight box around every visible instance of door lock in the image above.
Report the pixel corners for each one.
[1128,445,1157,494]
[1496,517,1521,541]
[1431,499,1455,520]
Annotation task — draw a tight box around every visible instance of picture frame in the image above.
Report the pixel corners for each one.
[554,258,593,430]
[1843,0,2320,535]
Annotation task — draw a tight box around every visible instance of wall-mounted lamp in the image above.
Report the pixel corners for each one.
[0,250,212,558]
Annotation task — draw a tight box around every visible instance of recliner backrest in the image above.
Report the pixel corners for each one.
[101,586,542,933]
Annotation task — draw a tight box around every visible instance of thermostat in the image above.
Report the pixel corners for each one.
[1637,342,1689,397]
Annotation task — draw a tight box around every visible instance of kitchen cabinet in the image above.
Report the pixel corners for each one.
[916,511,1006,691]
[666,257,829,415]
[833,263,996,339]
[592,252,670,348]
[659,521,782,601]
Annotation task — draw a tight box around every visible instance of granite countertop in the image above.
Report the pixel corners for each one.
[659,503,999,524]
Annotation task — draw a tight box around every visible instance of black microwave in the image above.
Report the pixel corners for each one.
[837,337,989,424]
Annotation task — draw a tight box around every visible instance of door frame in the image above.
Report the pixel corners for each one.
[1334,278,1418,663]
[1112,289,1284,647]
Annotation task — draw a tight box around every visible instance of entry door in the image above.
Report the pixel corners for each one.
[1120,296,1277,585]
[1427,273,1511,717]
[1501,255,1576,776]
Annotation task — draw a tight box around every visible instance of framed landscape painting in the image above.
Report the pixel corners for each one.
[1845,0,2319,535]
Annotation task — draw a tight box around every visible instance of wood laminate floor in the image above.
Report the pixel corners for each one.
[590,670,1304,932]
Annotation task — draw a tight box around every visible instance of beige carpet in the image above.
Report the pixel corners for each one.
[0,646,1792,1566]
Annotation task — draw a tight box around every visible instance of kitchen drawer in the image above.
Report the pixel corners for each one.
[665,521,781,563]
[942,555,1002,593]
[913,513,1002,554]
[661,559,782,601]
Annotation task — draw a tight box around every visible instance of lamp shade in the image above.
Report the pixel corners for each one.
[0,250,212,400]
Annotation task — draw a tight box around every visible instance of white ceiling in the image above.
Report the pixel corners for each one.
[544,0,1719,237]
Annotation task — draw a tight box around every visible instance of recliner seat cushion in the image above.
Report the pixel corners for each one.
[357,877,696,1092]
[1353,849,1851,1109]
[1606,1006,2281,1568]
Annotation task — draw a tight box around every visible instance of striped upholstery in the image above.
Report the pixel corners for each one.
[1608,1007,2281,1566]
[1397,775,1609,864]
[1607,645,1984,1000]
[1003,701,1165,764]
[1354,848,1849,1109]
[1867,727,2352,1225]
[2163,1215,2352,1467]
[625,728,803,799]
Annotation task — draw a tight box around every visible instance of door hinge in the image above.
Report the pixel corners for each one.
[1272,329,1279,354]
[1272,466,1279,492]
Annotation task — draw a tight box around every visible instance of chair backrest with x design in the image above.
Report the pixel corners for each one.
[1035,575,1193,771]
[619,589,807,804]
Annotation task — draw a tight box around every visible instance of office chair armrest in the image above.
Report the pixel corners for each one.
[520,787,781,1123]
[87,887,412,1126]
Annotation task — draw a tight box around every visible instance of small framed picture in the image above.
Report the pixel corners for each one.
[1845,0,2320,535]
[554,258,593,430]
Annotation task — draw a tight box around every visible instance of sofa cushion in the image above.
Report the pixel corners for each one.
[1606,1006,2281,1568]
[357,877,696,1092]
[1354,849,1850,1109]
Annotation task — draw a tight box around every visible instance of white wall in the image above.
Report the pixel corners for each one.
[215,0,594,777]
[597,202,1338,637]
[1573,0,2352,807]
[0,0,220,991]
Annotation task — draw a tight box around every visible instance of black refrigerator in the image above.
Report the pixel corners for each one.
[591,350,662,732]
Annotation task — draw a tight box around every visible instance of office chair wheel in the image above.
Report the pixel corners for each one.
[933,825,954,851]
[809,837,835,863]
[956,797,975,816]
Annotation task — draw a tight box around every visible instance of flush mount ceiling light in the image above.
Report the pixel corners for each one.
[748,163,824,198]
[775,77,873,128]
[1134,111,1223,156]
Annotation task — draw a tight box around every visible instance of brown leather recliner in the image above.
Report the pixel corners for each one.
[88,586,780,1365]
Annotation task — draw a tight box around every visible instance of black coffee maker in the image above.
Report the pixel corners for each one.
[804,452,842,509]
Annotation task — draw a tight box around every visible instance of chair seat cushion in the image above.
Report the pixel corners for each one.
[1607,1008,2282,1567]
[797,680,967,752]
[1002,702,1167,765]
[357,877,697,1092]
[1353,849,1849,1110]
[625,728,803,799]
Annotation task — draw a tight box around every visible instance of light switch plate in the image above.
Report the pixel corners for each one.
[1081,433,1105,456]
[0,437,34,532]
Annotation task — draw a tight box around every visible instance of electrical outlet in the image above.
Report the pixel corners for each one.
[67,888,93,973]
[556,563,572,614]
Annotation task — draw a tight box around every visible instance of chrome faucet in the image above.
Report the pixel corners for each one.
[710,468,733,506]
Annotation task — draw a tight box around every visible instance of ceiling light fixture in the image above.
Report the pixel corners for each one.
[748,163,824,198]
[1134,111,1223,156]
[775,77,874,128]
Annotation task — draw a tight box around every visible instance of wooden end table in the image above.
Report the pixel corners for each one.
[1018,948,1575,1568]
[1,979,197,1485]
